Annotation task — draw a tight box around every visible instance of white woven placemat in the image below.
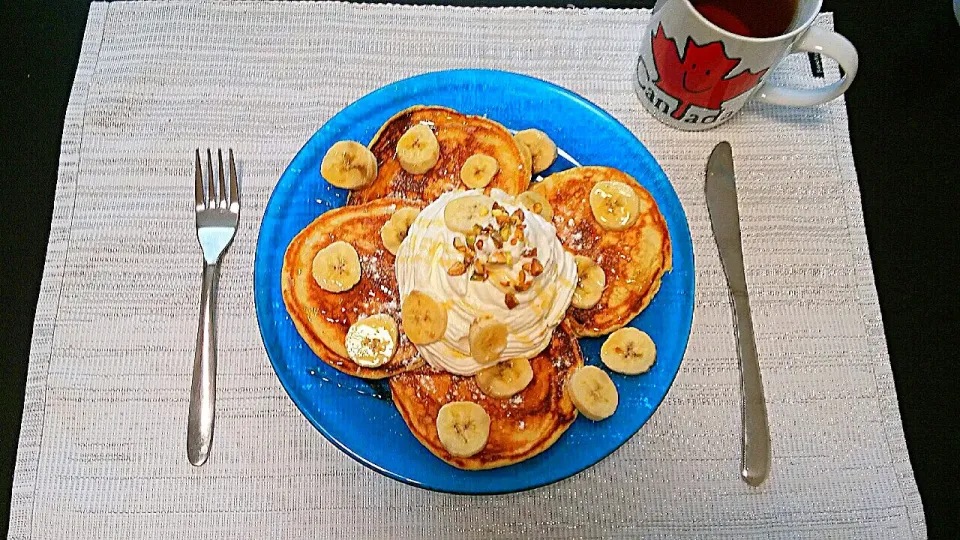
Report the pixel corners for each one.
[10,1,925,538]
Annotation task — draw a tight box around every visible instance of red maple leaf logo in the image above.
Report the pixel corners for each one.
[651,23,767,120]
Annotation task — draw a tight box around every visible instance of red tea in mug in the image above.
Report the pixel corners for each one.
[690,0,799,38]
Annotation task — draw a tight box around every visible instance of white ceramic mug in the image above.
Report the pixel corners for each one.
[635,0,858,131]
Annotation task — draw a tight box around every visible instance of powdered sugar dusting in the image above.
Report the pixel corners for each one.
[416,373,437,393]
[360,254,384,284]
[381,299,399,316]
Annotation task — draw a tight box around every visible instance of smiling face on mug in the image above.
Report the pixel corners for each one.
[679,41,739,93]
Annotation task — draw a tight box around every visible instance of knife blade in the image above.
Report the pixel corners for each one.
[705,141,771,487]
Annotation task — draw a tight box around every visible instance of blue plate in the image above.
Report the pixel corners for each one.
[254,69,695,494]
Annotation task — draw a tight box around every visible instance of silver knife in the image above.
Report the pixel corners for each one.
[705,141,771,486]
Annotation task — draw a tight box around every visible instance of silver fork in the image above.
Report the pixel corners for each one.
[188,148,240,466]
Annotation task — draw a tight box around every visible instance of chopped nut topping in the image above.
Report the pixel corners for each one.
[504,293,519,309]
[443,200,550,290]
[513,269,532,292]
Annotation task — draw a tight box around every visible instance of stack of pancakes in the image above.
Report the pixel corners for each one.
[282,106,671,469]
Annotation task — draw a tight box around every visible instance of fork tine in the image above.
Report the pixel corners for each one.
[195,149,205,209]
[206,149,216,204]
[217,149,227,209]
[228,149,240,210]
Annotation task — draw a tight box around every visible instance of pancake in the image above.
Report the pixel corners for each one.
[389,325,583,470]
[348,106,531,205]
[282,199,425,378]
[532,166,672,337]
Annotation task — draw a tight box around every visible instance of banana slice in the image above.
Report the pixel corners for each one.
[571,255,606,309]
[460,154,499,189]
[514,136,533,176]
[443,194,493,234]
[436,401,491,457]
[567,365,619,421]
[469,317,509,364]
[380,207,421,255]
[475,358,534,398]
[320,141,378,189]
[401,290,448,345]
[344,314,399,368]
[312,241,361,293]
[589,180,640,231]
[396,124,440,174]
[514,129,557,174]
[600,327,656,375]
[516,190,554,221]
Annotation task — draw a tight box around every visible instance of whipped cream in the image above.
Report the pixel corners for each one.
[396,189,577,375]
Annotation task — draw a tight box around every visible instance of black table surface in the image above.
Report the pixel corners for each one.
[3,0,958,537]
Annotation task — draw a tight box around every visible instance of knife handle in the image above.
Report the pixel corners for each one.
[730,287,771,486]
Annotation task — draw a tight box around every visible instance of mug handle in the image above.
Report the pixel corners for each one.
[755,26,859,107]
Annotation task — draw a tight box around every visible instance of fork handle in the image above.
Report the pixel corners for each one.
[188,263,220,466]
